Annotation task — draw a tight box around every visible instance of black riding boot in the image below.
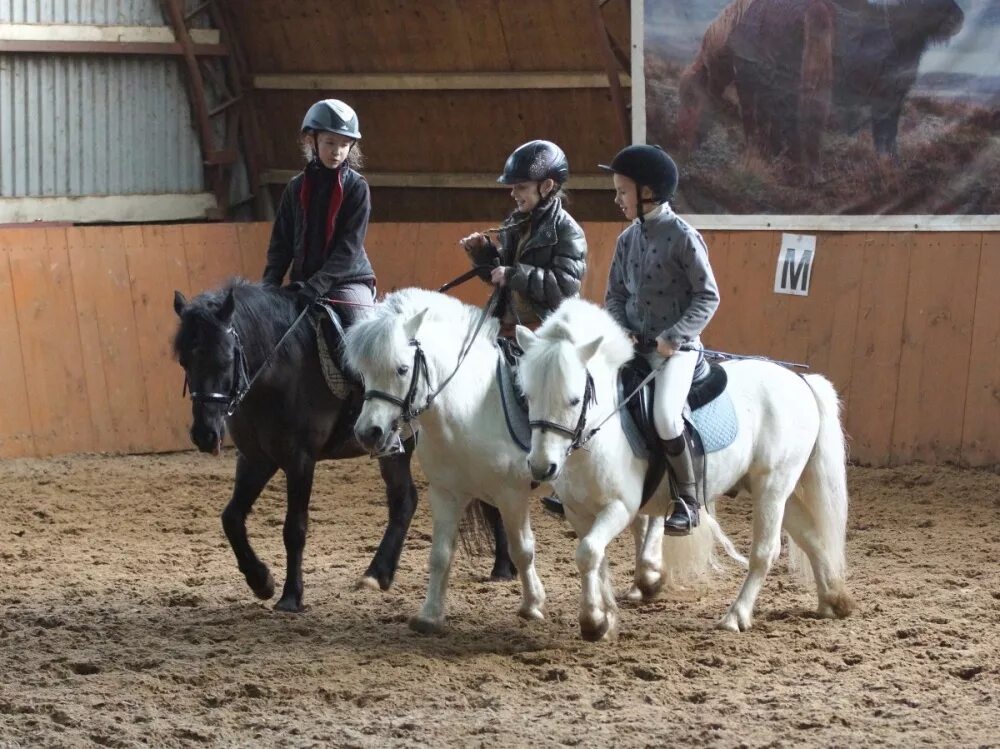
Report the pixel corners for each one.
[662,435,700,536]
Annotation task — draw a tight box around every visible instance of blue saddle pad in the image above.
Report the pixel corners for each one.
[688,390,738,454]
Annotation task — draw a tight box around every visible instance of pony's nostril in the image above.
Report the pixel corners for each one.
[547,463,557,478]
[368,425,384,443]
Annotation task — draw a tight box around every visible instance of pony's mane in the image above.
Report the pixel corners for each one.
[173,278,311,365]
[536,298,634,369]
[344,287,500,373]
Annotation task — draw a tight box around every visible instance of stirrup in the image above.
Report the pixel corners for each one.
[664,497,699,536]
[540,495,566,518]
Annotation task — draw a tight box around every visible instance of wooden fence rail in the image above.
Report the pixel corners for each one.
[1,223,997,466]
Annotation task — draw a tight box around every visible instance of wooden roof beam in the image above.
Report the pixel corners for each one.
[253,72,631,91]
[0,23,224,55]
[260,170,614,191]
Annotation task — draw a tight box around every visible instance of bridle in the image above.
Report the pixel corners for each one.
[362,338,433,426]
[181,326,250,417]
[362,289,500,432]
[528,370,598,453]
[181,303,311,418]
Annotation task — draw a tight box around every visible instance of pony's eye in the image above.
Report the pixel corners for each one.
[397,364,410,376]
[569,397,581,407]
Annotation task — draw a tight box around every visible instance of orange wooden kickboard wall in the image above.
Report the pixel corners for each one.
[1,223,997,467]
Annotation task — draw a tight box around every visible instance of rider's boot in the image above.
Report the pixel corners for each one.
[662,435,700,536]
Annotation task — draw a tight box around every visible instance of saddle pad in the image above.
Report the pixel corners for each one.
[687,390,738,454]
[313,316,351,400]
[496,355,531,453]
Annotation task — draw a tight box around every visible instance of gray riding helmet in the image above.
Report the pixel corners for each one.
[301,99,362,140]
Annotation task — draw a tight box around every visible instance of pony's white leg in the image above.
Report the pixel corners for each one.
[576,500,632,642]
[497,499,546,621]
[718,471,796,633]
[410,487,467,634]
[783,494,855,620]
[625,514,664,602]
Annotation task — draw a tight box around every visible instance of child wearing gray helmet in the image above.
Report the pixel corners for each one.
[263,98,375,327]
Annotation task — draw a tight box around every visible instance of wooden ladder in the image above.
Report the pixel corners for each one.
[159,0,265,219]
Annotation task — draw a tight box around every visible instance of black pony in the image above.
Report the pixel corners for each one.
[172,279,512,612]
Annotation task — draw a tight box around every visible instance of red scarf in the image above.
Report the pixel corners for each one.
[299,164,345,255]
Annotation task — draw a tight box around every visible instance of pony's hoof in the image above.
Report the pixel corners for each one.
[580,613,613,642]
[274,596,304,613]
[717,609,751,632]
[355,575,384,592]
[637,572,663,601]
[819,584,856,619]
[408,616,443,635]
[518,605,545,622]
[489,564,517,582]
[623,585,643,603]
[248,570,275,600]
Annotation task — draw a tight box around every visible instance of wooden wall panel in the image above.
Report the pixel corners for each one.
[2,222,998,467]
[229,0,629,74]
[124,226,192,452]
[68,227,151,454]
[6,229,93,455]
[0,233,36,458]
[845,233,912,465]
[960,233,1000,466]
[890,233,981,465]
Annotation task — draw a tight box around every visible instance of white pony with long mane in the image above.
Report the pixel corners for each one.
[343,288,666,633]
[516,298,855,637]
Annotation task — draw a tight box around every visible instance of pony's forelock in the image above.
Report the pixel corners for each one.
[535,298,634,369]
[344,287,501,376]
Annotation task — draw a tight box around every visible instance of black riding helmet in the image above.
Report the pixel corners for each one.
[497,140,570,185]
[301,99,362,140]
[599,144,678,202]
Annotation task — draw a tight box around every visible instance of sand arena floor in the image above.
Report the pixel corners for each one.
[0,452,997,748]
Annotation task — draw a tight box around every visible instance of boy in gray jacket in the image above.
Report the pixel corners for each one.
[601,145,720,535]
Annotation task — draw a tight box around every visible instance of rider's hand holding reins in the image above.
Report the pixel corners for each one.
[656,335,676,357]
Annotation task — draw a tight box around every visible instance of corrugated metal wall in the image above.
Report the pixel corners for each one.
[1,0,165,25]
[0,0,207,199]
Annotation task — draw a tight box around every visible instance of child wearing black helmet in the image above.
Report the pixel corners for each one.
[263,98,375,327]
[600,145,720,535]
[459,140,587,335]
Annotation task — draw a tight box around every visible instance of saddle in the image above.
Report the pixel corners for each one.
[618,356,735,506]
[496,337,531,452]
[313,301,357,400]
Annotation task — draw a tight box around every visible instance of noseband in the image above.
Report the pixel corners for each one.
[182,327,250,417]
[528,370,597,453]
[363,338,434,425]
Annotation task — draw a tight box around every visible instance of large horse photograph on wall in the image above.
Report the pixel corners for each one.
[643,0,1000,215]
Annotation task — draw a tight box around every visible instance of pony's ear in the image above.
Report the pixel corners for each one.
[515,325,538,352]
[173,290,187,318]
[216,289,236,325]
[403,307,429,339]
[577,336,603,364]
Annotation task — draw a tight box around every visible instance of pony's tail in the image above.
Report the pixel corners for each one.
[660,499,746,587]
[789,375,850,590]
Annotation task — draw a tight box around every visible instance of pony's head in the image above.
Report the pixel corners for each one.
[344,288,494,454]
[172,287,240,454]
[516,299,633,482]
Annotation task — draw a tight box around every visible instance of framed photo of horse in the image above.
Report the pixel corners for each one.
[634,0,1000,227]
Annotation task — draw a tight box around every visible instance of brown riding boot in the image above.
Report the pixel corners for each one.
[662,435,700,536]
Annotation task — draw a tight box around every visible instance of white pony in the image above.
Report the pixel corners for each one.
[343,288,665,632]
[516,298,855,637]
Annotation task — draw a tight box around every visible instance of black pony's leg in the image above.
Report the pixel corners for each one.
[480,501,516,581]
[222,453,279,600]
[275,456,316,613]
[363,450,420,590]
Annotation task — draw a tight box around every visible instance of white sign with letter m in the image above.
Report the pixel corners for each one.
[774,233,817,296]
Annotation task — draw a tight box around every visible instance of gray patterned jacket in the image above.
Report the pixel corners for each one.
[605,206,720,348]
